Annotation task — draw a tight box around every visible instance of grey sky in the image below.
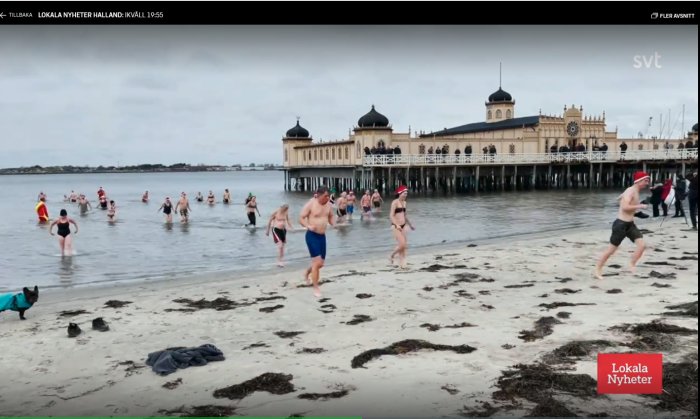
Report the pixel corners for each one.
[0,25,697,168]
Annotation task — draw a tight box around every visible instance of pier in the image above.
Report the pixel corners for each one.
[284,149,698,194]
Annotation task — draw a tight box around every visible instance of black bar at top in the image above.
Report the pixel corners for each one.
[0,1,697,25]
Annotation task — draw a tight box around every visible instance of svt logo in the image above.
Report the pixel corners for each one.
[633,52,662,69]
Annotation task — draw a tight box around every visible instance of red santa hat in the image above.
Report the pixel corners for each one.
[396,185,408,195]
[633,171,650,184]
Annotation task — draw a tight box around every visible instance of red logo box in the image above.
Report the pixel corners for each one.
[597,353,662,394]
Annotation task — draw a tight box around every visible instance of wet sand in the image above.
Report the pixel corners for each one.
[0,220,697,417]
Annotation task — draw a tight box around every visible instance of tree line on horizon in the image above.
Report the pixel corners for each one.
[0,162,282,174]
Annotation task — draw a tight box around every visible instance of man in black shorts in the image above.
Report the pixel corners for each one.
[595,171,650,279]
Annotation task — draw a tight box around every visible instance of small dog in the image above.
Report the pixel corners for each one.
[0,286,39,320]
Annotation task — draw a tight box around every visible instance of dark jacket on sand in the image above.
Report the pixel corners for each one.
[146,344,225,375]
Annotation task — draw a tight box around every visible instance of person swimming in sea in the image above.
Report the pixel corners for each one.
[107,200,117,221]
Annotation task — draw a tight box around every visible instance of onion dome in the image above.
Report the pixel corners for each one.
[357,105,389,128]
[285,120,310,138]
[488,87,513,102]
[692,123,698,133]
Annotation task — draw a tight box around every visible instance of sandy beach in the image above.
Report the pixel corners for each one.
[0,220,697,418]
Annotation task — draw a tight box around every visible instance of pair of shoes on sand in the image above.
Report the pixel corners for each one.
[67,317,109,337]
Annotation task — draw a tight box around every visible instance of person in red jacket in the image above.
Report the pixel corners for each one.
[660,178,673,217]
[35,197,49,223]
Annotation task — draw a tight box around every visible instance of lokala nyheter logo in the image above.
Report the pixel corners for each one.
[597,353,662,394]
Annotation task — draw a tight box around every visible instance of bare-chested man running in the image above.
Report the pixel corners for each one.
[346,190,356,220]
[299,186,335,297]
[371,189,384,212]
[335,191,348,224]
[266,204,294,267]
[78,194,92,215]
[360,190,373,219]
[594,171,650,279]
[175,192,191,223]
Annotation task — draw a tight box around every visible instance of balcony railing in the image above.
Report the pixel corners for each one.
[362,149,698,166]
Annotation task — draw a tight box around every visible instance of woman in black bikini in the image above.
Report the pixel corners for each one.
[389,185,415,269]
[49,209,79,256]
[245,195,262,227]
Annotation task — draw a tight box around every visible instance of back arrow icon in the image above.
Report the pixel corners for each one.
[0,12,6,18]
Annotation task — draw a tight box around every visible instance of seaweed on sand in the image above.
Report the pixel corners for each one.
[493,363,597,404]
[542,340,616,364]
[664,301,698,317]
[351,339,476,368]
[104,300,132,308]
[643,360,698,415]
[518,316,562,342]
[172,297,251,311]
[213,372,295,400]
[611,320,697,351]
[159,405,237,417]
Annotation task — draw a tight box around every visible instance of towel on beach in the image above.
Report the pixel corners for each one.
[145,344,225,375]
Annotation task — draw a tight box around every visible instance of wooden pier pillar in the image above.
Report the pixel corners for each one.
[501,166,505,191]
[388,167,392,193]
[452,166,457,193]
[419,167,424,193]
[435,166,439,192]
[475,166,480,192]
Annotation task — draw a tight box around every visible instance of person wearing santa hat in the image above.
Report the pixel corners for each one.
[389,185,415,269]
[594,171,651,280]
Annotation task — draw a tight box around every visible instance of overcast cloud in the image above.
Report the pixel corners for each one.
[0,25,696,168]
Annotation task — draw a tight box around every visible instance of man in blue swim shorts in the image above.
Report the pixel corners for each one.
[299,186,336,297]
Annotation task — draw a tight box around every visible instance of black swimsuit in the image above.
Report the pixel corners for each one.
[392,205,406,229]
[163,203,172,214]
[247,204,257,226]
[57,221,71,237]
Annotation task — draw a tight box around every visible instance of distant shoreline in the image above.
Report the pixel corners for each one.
[0,165,283,175]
